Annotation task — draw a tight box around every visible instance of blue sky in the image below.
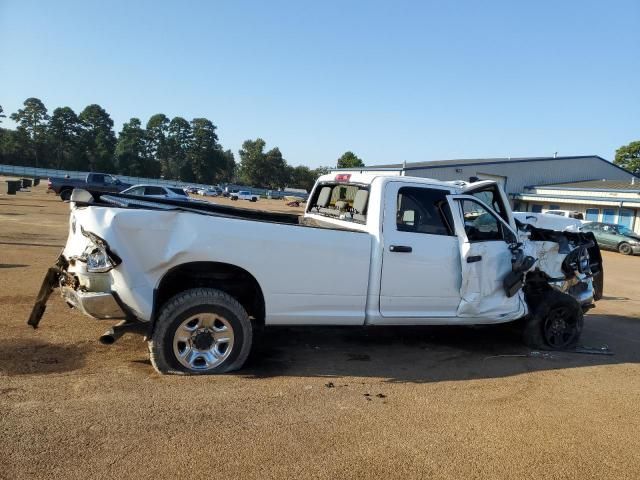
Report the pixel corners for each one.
[1,0,638,168]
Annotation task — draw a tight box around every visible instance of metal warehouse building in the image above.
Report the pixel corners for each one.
[343,155,640,233]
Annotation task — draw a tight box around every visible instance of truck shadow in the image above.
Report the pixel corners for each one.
[0,338,88,375]
[242,314,640,383]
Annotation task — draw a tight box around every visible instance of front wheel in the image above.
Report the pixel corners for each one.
[523,289,583,350]
[149,288,253,375]
[618,242,633,255]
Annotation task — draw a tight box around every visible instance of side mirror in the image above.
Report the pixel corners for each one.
[503,226,518,244]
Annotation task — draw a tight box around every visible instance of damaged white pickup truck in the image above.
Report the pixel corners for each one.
[29,172,603,374]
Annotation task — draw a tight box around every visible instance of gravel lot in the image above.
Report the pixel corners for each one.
[1,183,639,479]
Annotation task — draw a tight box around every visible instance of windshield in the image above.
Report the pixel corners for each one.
[618,225,634,236]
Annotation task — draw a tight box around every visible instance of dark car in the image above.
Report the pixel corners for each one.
[48,173,131,201]
[582,222,640,255]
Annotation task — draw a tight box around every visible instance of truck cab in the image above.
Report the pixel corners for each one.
[305,173,530,322]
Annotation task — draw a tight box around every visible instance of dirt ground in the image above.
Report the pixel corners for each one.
[1,183,640,480]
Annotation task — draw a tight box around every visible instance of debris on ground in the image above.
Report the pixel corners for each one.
[572,345,613,356]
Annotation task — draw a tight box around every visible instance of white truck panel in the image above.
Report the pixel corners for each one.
[68,206,372,324]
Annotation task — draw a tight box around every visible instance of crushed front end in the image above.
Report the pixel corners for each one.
[519,222,603,310]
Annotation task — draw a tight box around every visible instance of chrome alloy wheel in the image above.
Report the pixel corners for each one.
[172,313,235,371]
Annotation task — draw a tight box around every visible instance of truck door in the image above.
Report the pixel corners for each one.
[446,194,526,320]
[379,182,461,318]
[89,173,106,192]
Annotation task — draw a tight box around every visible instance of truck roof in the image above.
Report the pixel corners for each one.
[316,171,469,190]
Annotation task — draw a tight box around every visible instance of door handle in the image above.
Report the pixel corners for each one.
[390,245,412,253]
[467,255,482,263]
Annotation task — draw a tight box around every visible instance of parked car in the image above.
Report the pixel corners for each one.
[121,184,190,200]
[29,173,602,375]
[581,222,640,255]
[222,187,238,198]
[230,190,259,202]
[543,209,585,220]
[48,173,131,201]
[195,188,215,197]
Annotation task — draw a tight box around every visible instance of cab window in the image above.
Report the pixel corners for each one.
[144,186,166,196]
[308,183,369,224]
[396,187,453,236]
[126,186,144,195]
[468,186,509,224]
[459,198,510,242]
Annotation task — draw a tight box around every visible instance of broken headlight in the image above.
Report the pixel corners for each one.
[78,227,122,273]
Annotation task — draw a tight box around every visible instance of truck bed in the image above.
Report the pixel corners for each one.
[84,190,359,231]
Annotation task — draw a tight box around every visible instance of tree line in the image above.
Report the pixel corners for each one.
[0,98,366,191]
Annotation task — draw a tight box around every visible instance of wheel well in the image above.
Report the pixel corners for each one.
[154,262,265,325]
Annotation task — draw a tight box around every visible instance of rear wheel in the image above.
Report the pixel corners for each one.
[149,288,253,375]
[523,289,583,350]
[59,189,72,201]
[618,242,633,255]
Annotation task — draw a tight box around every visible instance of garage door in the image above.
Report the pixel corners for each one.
[619,209,634,229]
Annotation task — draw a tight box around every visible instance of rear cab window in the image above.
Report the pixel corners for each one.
[307,182,370,224]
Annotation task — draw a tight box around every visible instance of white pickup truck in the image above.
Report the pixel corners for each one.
[29,172,603,374]
[230,190,259,202]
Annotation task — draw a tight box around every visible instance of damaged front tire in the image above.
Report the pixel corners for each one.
[523,289,583,350]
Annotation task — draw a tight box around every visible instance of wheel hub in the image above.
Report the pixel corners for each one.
[544,305,578,348]
[172,313,235,371]
[193,329,214,350]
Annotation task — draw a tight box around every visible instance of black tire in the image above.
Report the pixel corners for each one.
[592,271,604,301]
[250,197,257,202]
[523,289,583,350]
[148,288,253,375]
[618,242,633,255]
[59,189,72,201]
[231,196,238,201]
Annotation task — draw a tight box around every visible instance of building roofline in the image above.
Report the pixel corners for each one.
[513,192,640,205]
[345,155,638,180]
[402,155,618,171]
[529,185,640,194]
